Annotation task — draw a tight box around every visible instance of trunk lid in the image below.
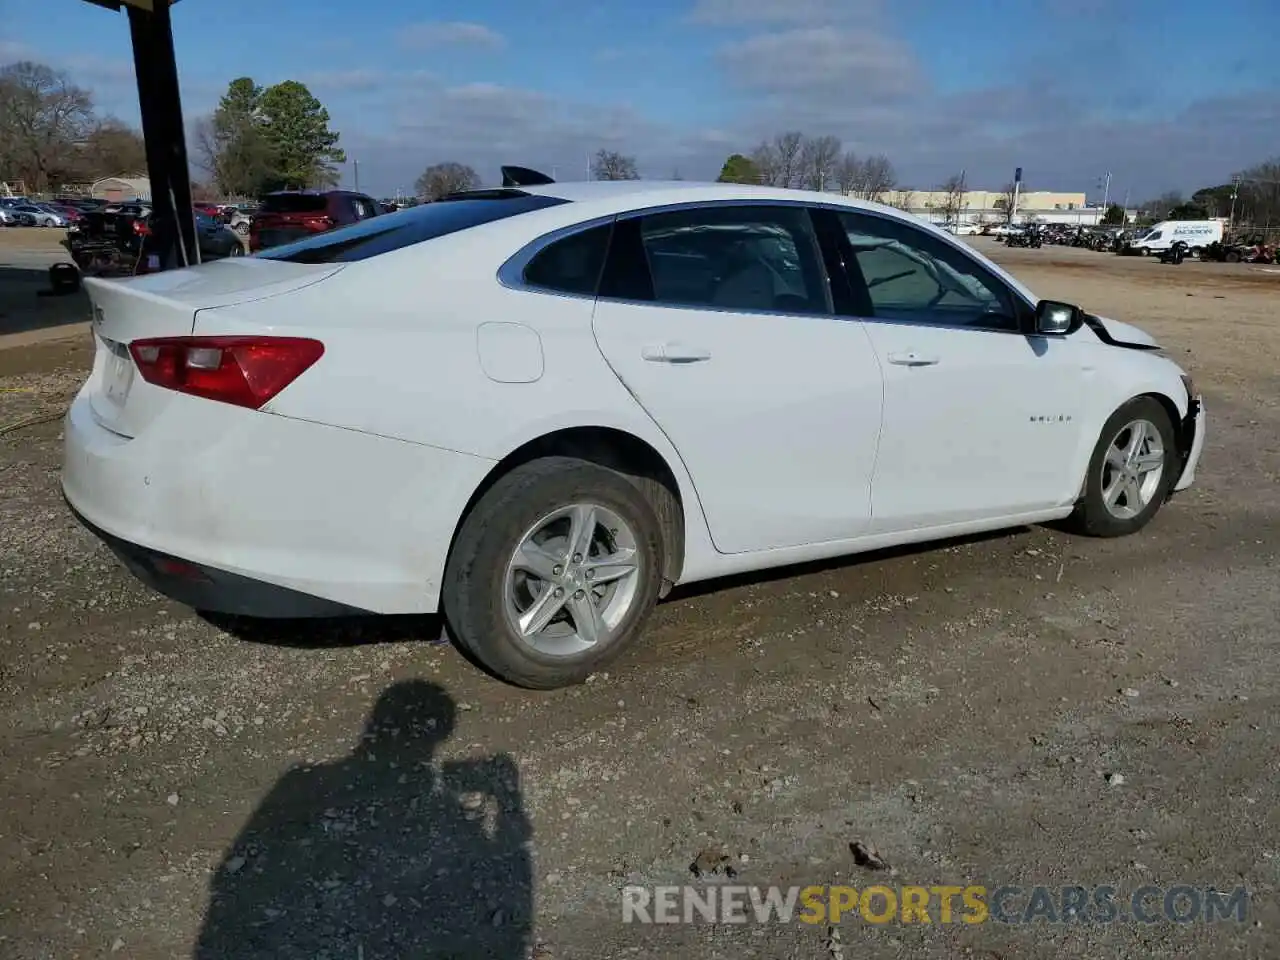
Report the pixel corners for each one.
[84,260,343,438]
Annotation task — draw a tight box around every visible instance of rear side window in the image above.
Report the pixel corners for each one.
[260,194,328,214]
[256,193,570,264]
[522,223,612,295]
[635,205,830,315]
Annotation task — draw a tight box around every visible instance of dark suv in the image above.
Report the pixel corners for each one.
[249,190,383,252]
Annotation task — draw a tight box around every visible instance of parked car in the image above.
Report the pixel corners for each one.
[68,206,242,272]
[227,207,254,237]
[53,204,85,224]
[62,176,1206,689]
[249,190,382,251]
[11,203,67,227]
[192,210,244,259]
[0,207,16,226]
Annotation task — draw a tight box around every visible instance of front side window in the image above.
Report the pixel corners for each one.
[634,205,830,315]
[835,211,1020,331]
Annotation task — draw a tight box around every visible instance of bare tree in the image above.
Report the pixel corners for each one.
[1237,160,1280,226]
[0,61,95,192]
[937,172,968,223]
[994,181,1019,223]
[750,142,780,185]
[859,154,895,202]
[415,161,480,200]
[771,132,804,188]
[592,149,639,180]
[1138,190,1185,222]
[835,152,861,194]
[889,189,916,212]
[798,135,841,191]
[751,132,805,187]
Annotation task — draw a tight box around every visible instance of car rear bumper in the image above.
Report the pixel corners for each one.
[61,387,495,616]
[1172,395,1205,492]
[67,499,369,617]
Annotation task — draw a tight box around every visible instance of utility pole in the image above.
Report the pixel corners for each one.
[1100,171,1111,221]
[1228,174,1241,231]
[353,159,359,193]
[586,150,592,181]
[1011,166,1022,222]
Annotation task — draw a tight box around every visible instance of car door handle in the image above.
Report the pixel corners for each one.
[641,343,711,363]
[886,351,940,367]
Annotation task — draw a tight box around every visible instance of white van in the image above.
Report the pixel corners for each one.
[1132,220,1223,256]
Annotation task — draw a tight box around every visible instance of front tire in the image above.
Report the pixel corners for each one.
[1065,397,1178,537]
[442,457,665,689]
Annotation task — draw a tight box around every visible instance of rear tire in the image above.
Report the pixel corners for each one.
[1064,397,1178,538]
[442,456,665,689]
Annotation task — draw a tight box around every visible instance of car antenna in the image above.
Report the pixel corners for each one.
[501,165,555,187]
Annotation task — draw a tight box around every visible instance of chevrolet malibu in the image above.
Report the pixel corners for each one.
[62,176,1206,689]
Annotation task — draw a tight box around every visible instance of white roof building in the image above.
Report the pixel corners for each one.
[90,177,152,202]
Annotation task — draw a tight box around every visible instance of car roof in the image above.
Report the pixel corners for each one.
[518,179,897,216]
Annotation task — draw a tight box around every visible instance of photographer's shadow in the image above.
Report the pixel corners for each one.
[195,680,533,959]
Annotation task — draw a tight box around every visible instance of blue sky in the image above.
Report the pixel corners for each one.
[4,0,1277,197]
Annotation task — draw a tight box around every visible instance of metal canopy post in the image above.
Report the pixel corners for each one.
[82,0,199,271]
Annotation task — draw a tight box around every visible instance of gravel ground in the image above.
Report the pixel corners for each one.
[0,241,1278,959]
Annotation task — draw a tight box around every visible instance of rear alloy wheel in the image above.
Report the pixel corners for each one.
[1065,397,1178,537]
[443,457,664,689]
[227,242,244,257]
[234,222,250,236]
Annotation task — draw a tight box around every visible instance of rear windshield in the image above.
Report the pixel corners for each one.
[259,194,329,214]
[255,192,570,264]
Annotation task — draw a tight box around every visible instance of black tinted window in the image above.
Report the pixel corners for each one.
[522,223,612,295]
[636,205,829,315]
[256,193,570,264]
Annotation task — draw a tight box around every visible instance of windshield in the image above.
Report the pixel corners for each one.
[256,192,569,264]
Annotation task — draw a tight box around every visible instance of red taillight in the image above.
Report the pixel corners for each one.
[302,215,334,231]
[128,336,324,409]
[133,220,151,236]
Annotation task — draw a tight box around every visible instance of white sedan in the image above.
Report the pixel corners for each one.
[62,175,1206,689]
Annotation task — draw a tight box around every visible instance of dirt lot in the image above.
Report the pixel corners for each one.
[0,240,1277,959]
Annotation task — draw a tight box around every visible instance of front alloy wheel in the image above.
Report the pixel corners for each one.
[504,503,641,656]
[1066,397,1178,537]
[1099,418,1165,520]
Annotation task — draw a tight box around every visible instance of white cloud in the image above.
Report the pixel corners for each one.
[397,21,506,51]
[718,27,922,100]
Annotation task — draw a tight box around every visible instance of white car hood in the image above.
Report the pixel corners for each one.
[1091,315,1160,348]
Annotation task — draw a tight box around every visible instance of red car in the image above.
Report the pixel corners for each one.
[193,202,222,218]
[248,190,383,252]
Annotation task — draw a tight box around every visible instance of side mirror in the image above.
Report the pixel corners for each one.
[1032,299,1083,336]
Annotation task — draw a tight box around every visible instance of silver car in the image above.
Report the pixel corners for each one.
[11,203,66,227]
